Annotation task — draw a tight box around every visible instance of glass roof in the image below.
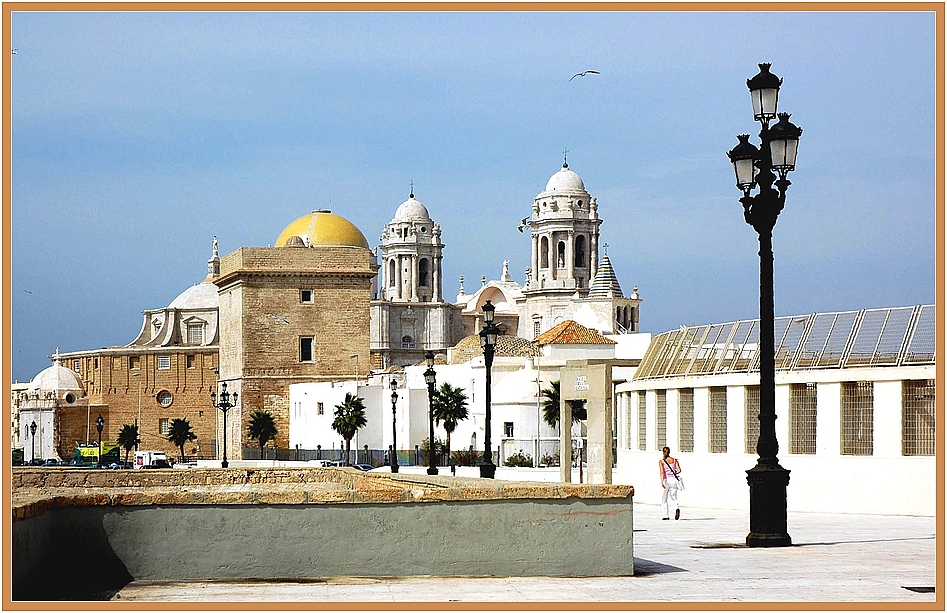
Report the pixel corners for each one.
[634,305,935,380]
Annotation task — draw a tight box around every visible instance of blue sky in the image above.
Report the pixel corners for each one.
[8,10,937,382]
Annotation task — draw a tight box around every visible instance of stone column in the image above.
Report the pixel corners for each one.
[531,233,539,289]
[590,231,599,280]
[411,256,419,302]
[396,255,404,301]
[550,233,557,281]
[567,230,575,283]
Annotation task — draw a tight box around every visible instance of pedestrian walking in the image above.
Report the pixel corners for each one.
[659,446,683,520]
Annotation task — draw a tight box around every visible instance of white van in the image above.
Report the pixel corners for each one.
[134,451,170,469]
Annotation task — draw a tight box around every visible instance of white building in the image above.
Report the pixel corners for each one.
[614,305,936,516]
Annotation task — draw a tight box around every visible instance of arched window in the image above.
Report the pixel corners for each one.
[540,237,549,268]
[557,242,566,268]
[402,335,415,349]
[419,258,430,287]
[388,259,396,287]
[630,307,636,331]
[575,235,586,268]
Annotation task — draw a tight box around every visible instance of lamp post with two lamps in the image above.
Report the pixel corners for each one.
[389,378,400,473]
[210,382,238,468]
[423,351,438,475]
[95,414,105,468]
[727,62,802,548]
[478,300,500,479]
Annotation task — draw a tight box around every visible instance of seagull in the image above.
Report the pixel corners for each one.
[21,289,31,294]
[267,313,290,324]
[517,217,530,233]
[11,49,16,55]
[569,70,599,81]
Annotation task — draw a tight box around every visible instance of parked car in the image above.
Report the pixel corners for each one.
[351,464,374,472]
[28,458,45,466]
[143,458,172,469]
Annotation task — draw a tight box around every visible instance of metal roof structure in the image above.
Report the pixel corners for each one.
[634,305,935,380]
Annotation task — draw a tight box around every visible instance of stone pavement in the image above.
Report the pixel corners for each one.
[113,504,939,603]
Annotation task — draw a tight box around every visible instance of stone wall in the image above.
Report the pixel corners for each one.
[11,468,635,599]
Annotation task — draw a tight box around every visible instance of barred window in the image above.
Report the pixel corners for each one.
[678,388,694,452]
[637,392,647,451]
[159,418,170,435]
[187,323,204,345]
[841,381,873,455]
[317,402,324,416]
[745,386,760,454]
[902,380,935,456]
[709,387,727,453]
[656,390,667,449]
[157,356,171,370]
[790,383,817,454]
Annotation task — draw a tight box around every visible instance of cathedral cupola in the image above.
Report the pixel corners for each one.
[379,186,444,303]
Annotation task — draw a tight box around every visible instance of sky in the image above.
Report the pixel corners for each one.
[6,9,938,382]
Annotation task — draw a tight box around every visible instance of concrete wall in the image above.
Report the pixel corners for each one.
[13,497,634,600]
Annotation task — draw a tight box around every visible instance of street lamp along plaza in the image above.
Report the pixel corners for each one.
[727,63,802,548]
[210,382,238,469]
[389,378,400,473]
[478,300,500,479]
[29,420,37,463]
[423,351,438,475]
[95,414,105,468]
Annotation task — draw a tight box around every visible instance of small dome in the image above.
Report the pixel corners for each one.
[169,281,220,310]
[284,235,306,248]
[543,165,587,194]
[393,195,431,222]
[28,361,84,395]
[276,210,370,249]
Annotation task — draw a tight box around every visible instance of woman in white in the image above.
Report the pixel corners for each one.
[659,446,682,520]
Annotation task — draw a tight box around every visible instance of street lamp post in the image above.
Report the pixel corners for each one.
[29,420,37,462]
[390,378,400,473]
[210,382,238,469]
[727,63,802,548]
[133,371,142,450]
[95,414,105,468]
[479,300,499,478]
[423,351,438,475]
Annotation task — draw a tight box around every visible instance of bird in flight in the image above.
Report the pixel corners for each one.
[570,70,600,81]
[11,49,16,55]
[267,313,290,324]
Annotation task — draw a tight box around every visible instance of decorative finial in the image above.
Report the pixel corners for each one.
[603,242,609,255]
[409,180,415,199]
[212,236,218,258]
[481,275,486,287]
[562,147,569,168]
[458,276,465,295]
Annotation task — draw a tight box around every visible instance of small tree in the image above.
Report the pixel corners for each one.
[431,383,469,463]
[541,381,587,432]
[116,424,140,465]
[247,410,278,460]
[167,418,197,463]
[332,393,367,466]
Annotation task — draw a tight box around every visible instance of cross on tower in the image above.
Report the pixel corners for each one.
[409,181,415,198]
[563,148,569,168]
[603,242,609,254]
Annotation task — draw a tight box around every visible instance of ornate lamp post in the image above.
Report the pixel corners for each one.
[390,378,400,473]
[727,62,802,548]
[210,382,238,469]
[423,351,438,475]
[95,414,105,468]
[29,420,37,463]
[479,300,500,478]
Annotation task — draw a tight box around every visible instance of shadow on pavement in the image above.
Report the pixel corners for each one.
[632,558,688,576]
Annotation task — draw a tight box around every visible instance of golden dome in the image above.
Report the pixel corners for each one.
[275,210,370,249]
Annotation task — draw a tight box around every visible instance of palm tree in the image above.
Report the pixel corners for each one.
[541,381,587,432]
[167,417,197,463]
[116,424,140,465]
[332,393,367,466]
[247,410,278,460]
[432,383,469,463]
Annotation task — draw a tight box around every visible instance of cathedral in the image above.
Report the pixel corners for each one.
[18,160,641,462]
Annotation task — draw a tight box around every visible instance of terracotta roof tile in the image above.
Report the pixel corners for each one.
[535,320,616,346]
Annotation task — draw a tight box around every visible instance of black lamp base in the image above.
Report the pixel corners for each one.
[391,464,399,473]
[479,461,496,479]
[427,466,438,475]
[746,462,792,547]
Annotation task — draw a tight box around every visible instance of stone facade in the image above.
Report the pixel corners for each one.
[215,245,377,452]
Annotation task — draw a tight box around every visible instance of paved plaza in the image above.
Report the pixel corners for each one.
[113,503,939,603]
